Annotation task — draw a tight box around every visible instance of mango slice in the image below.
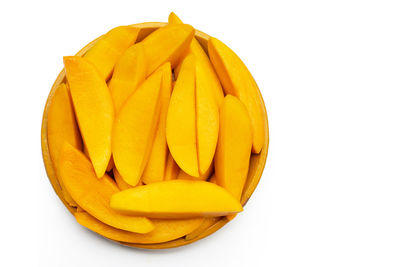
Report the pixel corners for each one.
[64,56,114,178]
[142,63,172,184]
[195,66,219,175]
[108,44,147,112]
[215,95,252,200]
[164,153,179,181]
[60,143,154,233]
[166,54,199,177]
[169,13,221,175]
[75,211,203,244]
[208,37,266,153]
[141,24,194,75]
[177,163,213,181]
[84,26,139,80]
[110,180,243,219]
[168,12,224,106]
[47,83,82,206]
[113,168,133,190]
[112,67,163,186]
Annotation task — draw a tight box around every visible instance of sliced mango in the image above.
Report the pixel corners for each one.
[195,64,219,175]
[75,211,203,244]
[59,143,154,233]
[106,157,114,172]
[47,83,82,206]
[164,152,179,181]
[142,63,172,184]
[141,24,194,75]
[112,68,163,186]
[108,44,146,112]
[215,95,252,200]
[110,180,243,219]
[64,56,114,178]
[177,163,213,181]
[166,54,199,177]
[168,12,224,105]
[113,168,133,190]
[208,37,266,153]
[84,26,139,80]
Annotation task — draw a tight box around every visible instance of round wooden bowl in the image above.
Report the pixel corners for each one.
[41,22,269,249]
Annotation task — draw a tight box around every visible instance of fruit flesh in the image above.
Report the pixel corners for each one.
[164,153,179,181]
[166,54,199,177]
[84,26,139,80]
[142,63,172,184]
[168,12,224,106]
[215,95,253,201]
[47,83,82,206]
[208,37,266,153]
[112,67,163,186]
[110,180,243,219]
[64,56,114,178]
[108,44,147,112]
[75,211,203,244]
[59,143,154,233]
[141,24,195,76]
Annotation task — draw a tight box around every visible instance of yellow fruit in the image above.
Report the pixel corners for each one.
[215,95,252,200]
[141,24,194,75]
[166,54,199,177]
[84,26,139,80]
[110,180,243,219]
[75,211,203,244]
[47,83,82,206]
[64,56,114,178]
[112,67,163,186]
[59,143,154,233]
[209,37,266,153]
[142,63,172,184]
[108,44,146,112]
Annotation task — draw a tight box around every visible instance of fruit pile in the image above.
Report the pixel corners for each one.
[42,12,268,248]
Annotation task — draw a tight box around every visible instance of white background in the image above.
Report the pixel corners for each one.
[1,0,400,266]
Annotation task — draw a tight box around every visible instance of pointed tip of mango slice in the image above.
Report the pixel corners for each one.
[168,12,183,24]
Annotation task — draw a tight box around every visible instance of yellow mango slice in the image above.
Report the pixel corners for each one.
[208,37,266,153]
[75,211,203,244]
[113,168,132,190]
[112,68,163,186]
[60,143,154,233]
[166,54,199,177]
[168,12,224,106]
[164,152,179,181]
[195,65,219,175]
[47,83,82,206]
[64,56,114,178]
[177,163,213,181]
[106,157,114,172]
[185,217,219,241]
[110,180,243,219]
[108,44,146,112]
[142,63,172,184]
[84,26,139,80]
[215,95,252,200]
[169,13,221,174]
[141,24,194,75]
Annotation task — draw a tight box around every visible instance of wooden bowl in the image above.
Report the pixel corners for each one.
[41,22,269,249]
